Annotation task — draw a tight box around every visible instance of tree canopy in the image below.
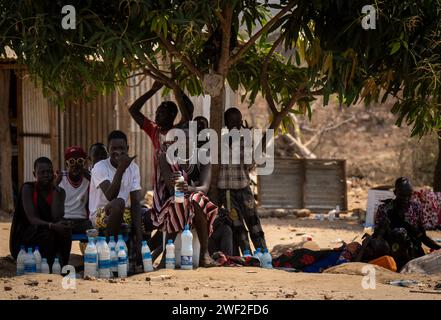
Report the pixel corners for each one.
[1,0,440,137]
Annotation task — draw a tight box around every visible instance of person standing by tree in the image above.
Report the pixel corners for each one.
[218,108,267,255]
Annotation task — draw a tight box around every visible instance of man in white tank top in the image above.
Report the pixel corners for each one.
[57,146,93,234]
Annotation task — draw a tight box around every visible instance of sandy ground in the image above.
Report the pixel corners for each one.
[1,217,441,300]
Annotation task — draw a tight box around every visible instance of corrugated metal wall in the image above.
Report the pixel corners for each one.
[21,76,51,183]
[303,160,347,212]
[258,158,347,212]
[258,158,304,208]
[61,93,117,155]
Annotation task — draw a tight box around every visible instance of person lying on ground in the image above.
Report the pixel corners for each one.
[370,177,441,269]
[9,157,72,268]
[89,142,108,168]
[89,130,148,266]
[156,124,218,267]
[217,107,267,255]
[55,146,93,235]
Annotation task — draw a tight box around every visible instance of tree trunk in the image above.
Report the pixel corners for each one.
[0,70,14,214]
[434,131,441,192]
[208,86,225,206]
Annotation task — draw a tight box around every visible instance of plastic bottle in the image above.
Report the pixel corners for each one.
[252,249,261,266]
[16,246,26,276]
[110,247,118,276]
[41,258,50,274]
[84,236,98,278]
[108,237,116,253]
[165,239,176,269]
[117,245,128,278]
[256,248,263,260]
[243,249,252,258]
[141,241,153,272]
[33,246,42,273]
[180,224,193,270]
[24,248,36,274]
[143,252,154,272]
[328,209,336,222]
[98,238,111,279]
[52,258,61,275]
[116,234,128,257]
[335,205,341,218]
[174,174,185,203]
[261,248,273,269]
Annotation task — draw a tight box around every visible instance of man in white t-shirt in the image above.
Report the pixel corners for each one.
[89,130,143,259]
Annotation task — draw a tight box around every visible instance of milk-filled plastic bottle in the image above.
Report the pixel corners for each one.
[262,248,273,269]
[33,246,42,273]
[52,258,61,275]
[110,247,118,276]
[141,241,153,272]
[116,234,128,256]
[16,246,26,275]
[84,236,98,278]
[98,238,111,279]
[165,239,176,269]
[117,245,128,278]
[24,248,36,274]
[174,174,185,203]
[41,258,50,274]
[180,224,193,270]
[143,252,154,272]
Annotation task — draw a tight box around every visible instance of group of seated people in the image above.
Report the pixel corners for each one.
[9,81,267,271]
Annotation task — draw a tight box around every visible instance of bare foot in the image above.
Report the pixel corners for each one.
[199,252,218,268]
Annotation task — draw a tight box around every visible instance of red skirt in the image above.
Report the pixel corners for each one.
[151,191,218,235]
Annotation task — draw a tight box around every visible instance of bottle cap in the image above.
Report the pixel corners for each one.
[184,224,190,231]
[27,248,32,253]
[20,245,25,249]
[42,258,47,262]
[142,240,147,246]
[263,248,268,253]
[118,234,123,239]
[54,257,59,261]
[257,248,261,253]
[167,239,173,245]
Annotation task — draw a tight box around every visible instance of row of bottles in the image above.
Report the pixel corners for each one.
[16,246,61,275]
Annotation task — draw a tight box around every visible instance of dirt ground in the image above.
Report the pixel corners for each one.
[1,215,440,300]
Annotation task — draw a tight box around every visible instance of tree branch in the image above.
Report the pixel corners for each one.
[217,4,234,76]
[262,33,284,115]
[228,0,298,68]
[158,34,204,79]
[304,115,356,147]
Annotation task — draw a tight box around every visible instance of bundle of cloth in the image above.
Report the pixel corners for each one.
[412,189,441,230]
[212,242,361,273]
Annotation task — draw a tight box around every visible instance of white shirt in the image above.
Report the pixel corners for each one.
[58,172,89,220]
[88,158,141,223]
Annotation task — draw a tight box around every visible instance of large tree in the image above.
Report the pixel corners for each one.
[1,0,441,201]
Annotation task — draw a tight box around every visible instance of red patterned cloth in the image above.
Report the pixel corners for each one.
[412,189,441,230]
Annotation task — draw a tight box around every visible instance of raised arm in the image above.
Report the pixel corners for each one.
[129,81,164,127]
